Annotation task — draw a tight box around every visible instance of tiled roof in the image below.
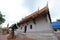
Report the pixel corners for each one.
[18,6,49,25]
[9,24,18,29]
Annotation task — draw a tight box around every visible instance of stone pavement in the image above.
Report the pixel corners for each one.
[0,32,59,40]
[11,37,34,40]
[0,34,8,40]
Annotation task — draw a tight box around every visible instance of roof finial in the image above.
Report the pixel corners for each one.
[45,1,49,10]
[46,1,48,8]
[38,7,39,13]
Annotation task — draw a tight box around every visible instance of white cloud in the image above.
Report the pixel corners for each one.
[48,0,60,22]
[51,17,60,22]
[0,0,60,27]
[0,0,29,27]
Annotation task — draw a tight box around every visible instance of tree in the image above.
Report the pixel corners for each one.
[0,11,5,25]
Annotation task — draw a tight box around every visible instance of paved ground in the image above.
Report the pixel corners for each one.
[12,37,34,40]
[0,34,8,40]
[55,32,60,40]
[0,32,60,40]
[0,34,34,40]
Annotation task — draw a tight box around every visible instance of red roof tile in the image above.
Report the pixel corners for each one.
[18,6,49,25]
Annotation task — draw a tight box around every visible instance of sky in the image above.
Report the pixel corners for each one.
[0,0,60,27]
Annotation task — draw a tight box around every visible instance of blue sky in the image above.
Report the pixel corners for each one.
[0,0,60,27]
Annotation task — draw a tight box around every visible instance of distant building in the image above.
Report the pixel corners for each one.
[2,27,9,34]
[52,21,60,32]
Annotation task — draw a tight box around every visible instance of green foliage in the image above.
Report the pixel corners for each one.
[0,11,5,25]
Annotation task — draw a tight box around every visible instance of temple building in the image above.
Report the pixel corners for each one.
[10,4,58,40]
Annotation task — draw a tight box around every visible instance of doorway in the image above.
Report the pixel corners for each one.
[24,26,27,33]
